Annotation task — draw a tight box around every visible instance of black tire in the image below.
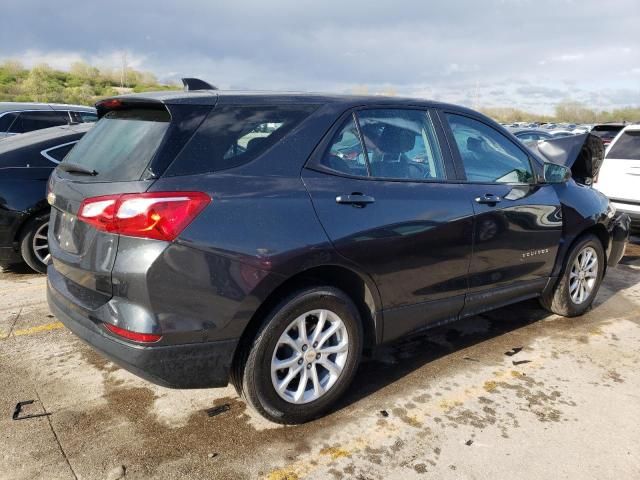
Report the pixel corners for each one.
[19,213,50,274]
[539,234,605,317]
[236,286,363,424]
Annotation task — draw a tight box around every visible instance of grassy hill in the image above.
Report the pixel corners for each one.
[0,60,179,106]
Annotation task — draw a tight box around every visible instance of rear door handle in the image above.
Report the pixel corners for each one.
[336,193,376,207]
[475,194,501,205]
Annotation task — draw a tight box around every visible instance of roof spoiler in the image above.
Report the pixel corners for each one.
[182,78,218,91]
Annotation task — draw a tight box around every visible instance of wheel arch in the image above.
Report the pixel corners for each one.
[230,264,382,391]
[14,203,50,244]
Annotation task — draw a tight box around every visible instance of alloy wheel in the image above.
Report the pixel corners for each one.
[271,309,349,404]
[32,222,50,266]
[569,246,598,305]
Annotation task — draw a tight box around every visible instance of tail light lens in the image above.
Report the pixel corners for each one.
[78,191,210,241]
[104,323,162,343]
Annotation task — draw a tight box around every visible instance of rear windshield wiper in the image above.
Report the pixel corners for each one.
[58,162,98,176]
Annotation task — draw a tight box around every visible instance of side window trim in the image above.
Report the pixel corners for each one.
[351,112,372,177]
[438,109,537,185]
[40,141,78,164]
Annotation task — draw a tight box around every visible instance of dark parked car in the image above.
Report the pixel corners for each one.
[47,84,629,423]
[512,129,553,143]
[0,102,97,140]
[0,123,92,272]
[591,123,626,147]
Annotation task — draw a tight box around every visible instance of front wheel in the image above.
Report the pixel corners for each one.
[237,286,363,424]
[540,234,605,317]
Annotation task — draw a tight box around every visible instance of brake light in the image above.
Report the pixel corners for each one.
[104,323,162,343]
[78,191,210,241]
[97,98,123,110]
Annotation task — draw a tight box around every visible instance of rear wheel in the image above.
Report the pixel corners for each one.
[237,286,362,424]
[540,234,605,316]
[19,214,50,274]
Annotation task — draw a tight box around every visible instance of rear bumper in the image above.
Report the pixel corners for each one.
[47,276,238,389]
[608,212,630,267]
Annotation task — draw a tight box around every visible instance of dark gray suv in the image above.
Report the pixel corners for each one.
[47,84,629,423]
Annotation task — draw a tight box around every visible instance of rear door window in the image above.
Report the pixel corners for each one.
[61,108,170,181]
[9,111,68,133]
[166,105,317,176]
[320,115,369,177]
[606,130,640,159]
[356,109,446,181]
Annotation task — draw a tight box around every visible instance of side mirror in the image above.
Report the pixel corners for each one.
[543,162,571,184]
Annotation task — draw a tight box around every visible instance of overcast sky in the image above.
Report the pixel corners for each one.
[2,0,639,113]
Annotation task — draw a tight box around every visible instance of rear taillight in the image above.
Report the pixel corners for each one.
[104,323,162,343]
[78,191,210,241]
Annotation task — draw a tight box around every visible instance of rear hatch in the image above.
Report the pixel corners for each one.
[47,97,213,308]
[595,127,640,203]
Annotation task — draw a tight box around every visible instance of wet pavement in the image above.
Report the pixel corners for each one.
[1,239,639,479]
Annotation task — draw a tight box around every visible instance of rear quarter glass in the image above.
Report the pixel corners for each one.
[60,108,170,182]
[164,104,318,176]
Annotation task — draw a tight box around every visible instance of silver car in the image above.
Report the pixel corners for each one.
[0,102,97,139]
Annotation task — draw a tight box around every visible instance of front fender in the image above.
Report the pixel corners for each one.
[551,180,619,277]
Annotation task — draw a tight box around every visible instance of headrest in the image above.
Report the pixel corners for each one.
[377,125,416,153]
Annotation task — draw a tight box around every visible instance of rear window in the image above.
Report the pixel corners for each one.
[165,105,317,176]
[61,108,169,181]
[606,130,640,160]
[592,125,624,132]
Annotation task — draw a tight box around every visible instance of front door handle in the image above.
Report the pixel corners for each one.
[336,193,376,207]
[475,194,502,205]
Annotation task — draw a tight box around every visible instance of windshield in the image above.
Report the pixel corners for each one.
[62,108,169,181]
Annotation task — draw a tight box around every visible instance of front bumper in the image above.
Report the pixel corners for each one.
[47,277,238,389]
[608,212,631,267]
[611,201,640,232]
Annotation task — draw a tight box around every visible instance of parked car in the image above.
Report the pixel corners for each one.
[0,123,92,272]
[549,130,576,138]
[594,124,640,232]
[591,123,627,147]
[46,83,629,424]
[0,102,97,139]
[512,129,553,142]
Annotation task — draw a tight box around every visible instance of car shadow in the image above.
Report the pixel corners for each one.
[334,247,640,414]
[0,263,40,276]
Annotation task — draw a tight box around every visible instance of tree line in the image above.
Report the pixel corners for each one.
[480,102,640,124]
[0,60,177,106]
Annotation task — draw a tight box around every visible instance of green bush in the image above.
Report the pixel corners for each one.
[0,60,179,106]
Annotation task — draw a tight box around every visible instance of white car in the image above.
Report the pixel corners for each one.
[595,124,640,233]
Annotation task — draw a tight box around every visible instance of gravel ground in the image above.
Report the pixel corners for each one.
[1,239,639,480]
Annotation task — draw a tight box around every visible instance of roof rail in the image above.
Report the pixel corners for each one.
[181,78,218,91]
